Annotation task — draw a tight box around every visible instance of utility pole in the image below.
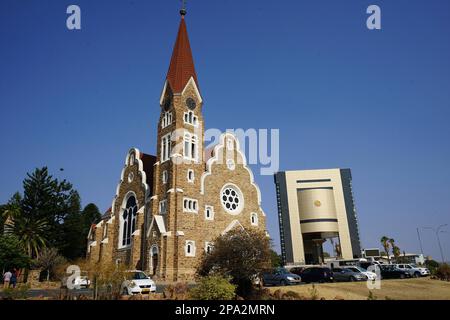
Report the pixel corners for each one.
[417,227,424,256]
[423,224,447,263]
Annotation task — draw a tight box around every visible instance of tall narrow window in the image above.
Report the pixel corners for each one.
[184,134,190,159]
[184,111,198,126]
[159,199,168,215]
[183,197,199,213]
[183,132,198,161]
[205,242,214,254]
[187,169,194,183]
[251,213,259,226]
[121,196,137,247]
[161,133,171,162]
[161,112,173,129]
[205,206,214,221]
[185,241,196,257]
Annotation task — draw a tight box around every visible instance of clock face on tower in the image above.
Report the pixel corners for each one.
[186,97,196,110]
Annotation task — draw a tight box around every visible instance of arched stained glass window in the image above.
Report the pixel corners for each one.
[122,196,137,247]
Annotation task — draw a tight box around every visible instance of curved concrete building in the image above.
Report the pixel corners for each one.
[275,169,361,265]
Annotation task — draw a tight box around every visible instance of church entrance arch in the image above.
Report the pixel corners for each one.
[149,245,159,276]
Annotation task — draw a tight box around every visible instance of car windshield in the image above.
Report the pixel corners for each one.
[276,268,289,274]
[302,268,311,274]
[129,272,149,280]
[349,267,365,272]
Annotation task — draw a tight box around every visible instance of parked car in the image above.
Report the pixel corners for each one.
[300,267,334,283]
[61,271,91,289]
[288,267,305,276]
[332,268,368,282]
[395,264,430,277]
[121,270,156,295]
[359,261,382,270]
[261,268,302,286]
[378,265,411,279]
[345,266,377,281]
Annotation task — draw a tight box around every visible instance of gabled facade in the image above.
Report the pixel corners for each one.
[87,11,267,281]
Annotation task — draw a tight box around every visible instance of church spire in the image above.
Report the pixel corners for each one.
[166,7,199,94]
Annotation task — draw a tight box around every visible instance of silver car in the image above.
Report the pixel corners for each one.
[332,268,368,282]
[395,264,430,277]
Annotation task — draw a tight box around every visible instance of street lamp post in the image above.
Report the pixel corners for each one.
[423,224,448,263]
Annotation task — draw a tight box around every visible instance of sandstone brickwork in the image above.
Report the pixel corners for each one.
[86,14,267,281]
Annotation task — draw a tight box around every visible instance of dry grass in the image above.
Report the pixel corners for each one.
[269,277,450,300]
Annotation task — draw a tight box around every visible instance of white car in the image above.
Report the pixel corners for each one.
[61,272,91,289]
[73,275,91,289]
[395,264,430,277]
[121,270,156,295]
[346,266,378,281]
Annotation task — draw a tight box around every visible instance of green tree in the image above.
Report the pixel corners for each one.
[2,167,95,261]
[380,236,391,263]
[4,203,49,258]
[0,204,6,232]
[81,203,102,227]
[389,238,396,258]
[60,203,102,260]
[8,217,48,259]
[197,229,272,298]
[392,246,401,262]
[270,249,282,268]
[21,167,81,252]
[0,234,30,272]
[1,192,22,225]
[59,193,83,260]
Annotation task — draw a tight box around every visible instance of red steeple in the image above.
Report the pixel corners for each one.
[166,14,199,94]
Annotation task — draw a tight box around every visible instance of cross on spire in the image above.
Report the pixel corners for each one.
[180,0,187,16]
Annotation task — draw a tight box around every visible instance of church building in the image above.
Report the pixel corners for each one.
[87,9,267,281]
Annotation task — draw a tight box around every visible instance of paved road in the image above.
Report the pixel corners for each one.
[0,284,196,299]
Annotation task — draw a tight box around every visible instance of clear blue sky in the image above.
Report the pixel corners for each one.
[1,0,450,261]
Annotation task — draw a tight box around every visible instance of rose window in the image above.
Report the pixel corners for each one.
[221,185,243,214]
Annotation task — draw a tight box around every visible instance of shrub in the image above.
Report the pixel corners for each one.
[308,285,319,300]
[190,275,236,300]
[1,284,30,300]
[425,259,440,274]
[73,259,128,300]
[33,247,66,282]
[197,229,272,298]
[435,263,450,281]
[282,290,302,300]
[163,282,190,300]
[367,291,378,300]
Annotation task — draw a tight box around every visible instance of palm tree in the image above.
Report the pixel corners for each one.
[393,246,401,263]
[389,238,396,261]
[3,207,48,258]
[380,236,391,264]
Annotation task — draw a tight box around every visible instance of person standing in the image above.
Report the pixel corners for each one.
[3,270,12,289]
[10,269,18,288]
